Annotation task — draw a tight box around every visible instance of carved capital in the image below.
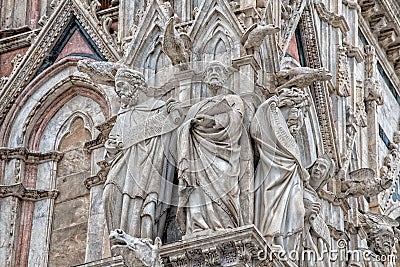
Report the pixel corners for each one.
[0,147,63,164]
[0,183,58,201]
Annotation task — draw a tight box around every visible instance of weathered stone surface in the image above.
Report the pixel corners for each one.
[52,196,90,230]
[48,223,88,267]
[57,149,91,177]
[55,171,90,203]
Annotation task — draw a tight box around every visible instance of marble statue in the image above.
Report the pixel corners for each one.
[250,87,310,260]
[302,154,335,267]
[103,67,183,240]
[176,61,245,236]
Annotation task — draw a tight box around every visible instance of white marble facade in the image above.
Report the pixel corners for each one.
[1,0,400,266]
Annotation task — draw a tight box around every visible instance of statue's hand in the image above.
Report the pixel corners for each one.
[166,98,182,114]
[192,114,215,127]
[105,135,123,152]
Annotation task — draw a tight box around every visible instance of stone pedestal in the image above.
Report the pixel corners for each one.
[74,256,126,267]
[160,225,285,267]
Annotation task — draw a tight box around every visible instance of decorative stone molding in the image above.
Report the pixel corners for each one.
[160,225,285,267]
[300,6,339,164]
[0,29,39,54]
[0,147,63,163]
[314,1,350,35]
[280,0,307,54]
[0,183,59,201]
[74,256,126,267]
[336,45,350,97]
[0,0,121,127]
[84,160,111,189]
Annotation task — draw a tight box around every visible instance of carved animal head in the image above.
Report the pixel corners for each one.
[109,229,163,267]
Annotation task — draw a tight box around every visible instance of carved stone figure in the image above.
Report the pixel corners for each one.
[241,23,280,54]
[162,17,191,70]
[203,61,229,92]
[250,87,310,261]
[348,212,399,266]
[102,68,183,240]
[176,62,245,236]
[276,66,332,90]
[339,168,392,199]
[110,229,163,267]
[302,155,335,267]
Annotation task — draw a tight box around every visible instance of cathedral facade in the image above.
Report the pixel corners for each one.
[1,0,400,266]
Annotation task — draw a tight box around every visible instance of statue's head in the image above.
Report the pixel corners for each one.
[115,68,148,108]
[203,61,229,95]
[307,154,335,191]
[368,224,395,256]
[278,87,310,136]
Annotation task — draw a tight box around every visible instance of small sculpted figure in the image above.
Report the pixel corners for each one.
[250,87,310,262]
[302,155,335,267]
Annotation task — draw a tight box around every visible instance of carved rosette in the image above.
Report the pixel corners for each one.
[160,225,284,267]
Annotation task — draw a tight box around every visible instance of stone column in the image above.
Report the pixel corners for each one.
[28,160,57,267]
[85,147,107,262]
[364,46,384,213]
[175,69,195,106]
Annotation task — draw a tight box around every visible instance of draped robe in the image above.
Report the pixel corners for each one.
[176,94,244,235]
[250,96,308,254]
[103,99,178,239]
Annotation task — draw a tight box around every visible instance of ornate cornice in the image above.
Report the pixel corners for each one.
[0,183,59,201]
[314,2,350,35]
[359,0,400,78]
[0,29,40,54]
[0,147,63,163]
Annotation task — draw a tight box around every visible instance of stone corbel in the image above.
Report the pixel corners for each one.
[343,43,364,63]
[0,183,59,201]
[377,27,396,49]
[84,160,111,189]
[342,0,360,10]
[314,2,350,35]
[0,147,63,164]
[84,115,117,150]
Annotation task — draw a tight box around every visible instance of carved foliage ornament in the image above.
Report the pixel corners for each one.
[0,147,63,163]
[0,183,59,201]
